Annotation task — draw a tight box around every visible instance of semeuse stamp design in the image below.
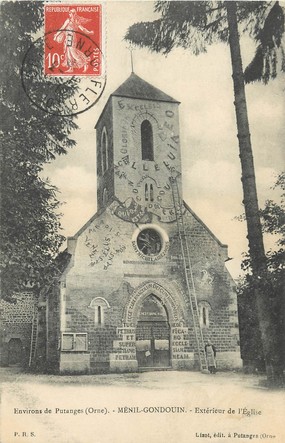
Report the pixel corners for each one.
[21,4,105,116]
[44,4,102,76]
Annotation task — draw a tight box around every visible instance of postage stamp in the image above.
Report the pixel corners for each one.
[44,4,102,76]
[21,4,106,116]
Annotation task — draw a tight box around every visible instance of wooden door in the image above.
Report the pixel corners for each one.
[8,338,23,366]
[136,294,170,368]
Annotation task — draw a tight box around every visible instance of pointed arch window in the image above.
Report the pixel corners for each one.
[141,120,154,161]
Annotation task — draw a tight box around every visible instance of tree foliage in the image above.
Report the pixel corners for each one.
[261,173,285,239]
[240,172,285,275]
[125,1,285,82]
[244,1,285,83]
[0,2,77,300]
[237,174,285,373]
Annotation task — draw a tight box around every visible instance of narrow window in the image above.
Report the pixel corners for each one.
[103,188,108,206]
[94,306,104,325]
[202,307,207,326]
[141,120,154,161]
[101,128,108,173]
[199,302,210,328]
[102,132,107,172]
[90,297,110,326]
[150,184,154,202]
[145,183,149,201]
[98,306,102,325]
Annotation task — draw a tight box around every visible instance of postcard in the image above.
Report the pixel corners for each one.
[1,1,284,442]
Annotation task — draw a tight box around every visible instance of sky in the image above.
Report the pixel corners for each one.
[43,1,285,279]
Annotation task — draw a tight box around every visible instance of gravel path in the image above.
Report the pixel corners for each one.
[1,368,284,443]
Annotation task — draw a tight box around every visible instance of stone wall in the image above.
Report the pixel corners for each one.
[111,96,183,219]
[57,200,241,373]
[0,293,34,367]
[57,86,242,373]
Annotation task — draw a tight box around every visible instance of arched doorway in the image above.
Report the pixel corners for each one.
[136,294,170,368]
[8,338,23,366]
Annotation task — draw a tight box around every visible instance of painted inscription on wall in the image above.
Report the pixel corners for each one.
[171,327,192,360]
[84,215,126,269]
[131,238,169,262]
[114,198,152,224]
[110,327,137,361]
[124,282,180,324]
[113,98,182,222]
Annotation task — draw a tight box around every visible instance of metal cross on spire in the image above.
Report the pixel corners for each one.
[128,45,135,73]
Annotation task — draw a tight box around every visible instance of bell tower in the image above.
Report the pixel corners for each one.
[95,73,182,222]
[46,72,242,376]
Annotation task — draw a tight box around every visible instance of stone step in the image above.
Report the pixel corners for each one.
[138,366,172,372]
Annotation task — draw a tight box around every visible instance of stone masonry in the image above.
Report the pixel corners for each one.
[43,73,242,374]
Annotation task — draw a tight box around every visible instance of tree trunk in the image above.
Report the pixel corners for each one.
[225,1,284,386]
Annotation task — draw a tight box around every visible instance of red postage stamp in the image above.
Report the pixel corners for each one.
[44,4,102,76]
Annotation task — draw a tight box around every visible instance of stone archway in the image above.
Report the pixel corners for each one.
[123,281,182,327]
[110,282,194,372]
[122,281,186,370]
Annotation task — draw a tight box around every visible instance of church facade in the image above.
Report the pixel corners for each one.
[42,73,242,374]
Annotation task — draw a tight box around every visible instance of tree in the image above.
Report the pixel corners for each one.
[237,173,285,376]
[0,2,77,300]
[125,1,285,385]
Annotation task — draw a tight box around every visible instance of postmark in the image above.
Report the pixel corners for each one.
[20,4,106,116]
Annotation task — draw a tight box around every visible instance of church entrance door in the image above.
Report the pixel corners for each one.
[8,338,23,366]
[136,294,170,368]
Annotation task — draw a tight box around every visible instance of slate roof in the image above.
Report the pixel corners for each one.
[111,72,179,103]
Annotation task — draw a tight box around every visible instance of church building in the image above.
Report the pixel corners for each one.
[39,73,242,374]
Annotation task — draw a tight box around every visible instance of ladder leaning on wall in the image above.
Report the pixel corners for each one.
[29,298,39,368]
[170,174,208,372]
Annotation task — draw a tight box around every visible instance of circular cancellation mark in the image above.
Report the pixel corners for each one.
[21,30,106,117]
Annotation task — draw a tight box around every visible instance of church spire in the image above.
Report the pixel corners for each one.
[111,72,179,103]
